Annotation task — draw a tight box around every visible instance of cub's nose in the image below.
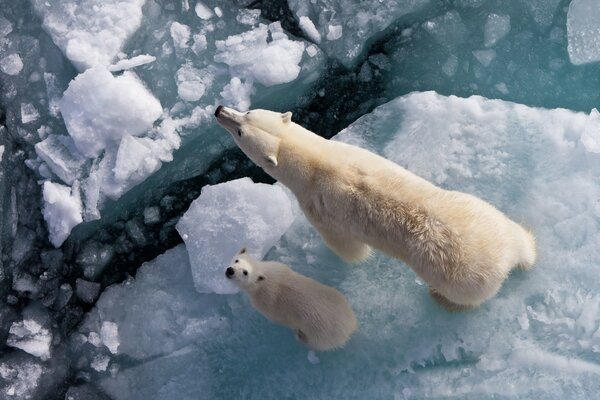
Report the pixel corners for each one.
[215,105,224,117]
[225,267,234,278]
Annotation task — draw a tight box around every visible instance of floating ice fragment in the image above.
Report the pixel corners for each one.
[299,16,321,44]
[423,11,467,50]
[42,181,83,247]
[7,320,52,360]
[20,103,39,124]
[108,54,156,72]
[101,322,120,354]
[176,64,209,102]
[32,0,146,71]
[473,49,497,67]
[326,25,342,41]
[567,0,600,65]
[219,77,254,112]
[1,54,23,76]
[35,135,88,185]
[76,278,101,303]
[60,67,162,158]
[307,351,320,364]
[522,0,561,29]
[214,22,305,87]
[484,14,511,47]
[170,22,191,49]
[143,206,161,225]
[195,2,213,20]
[442,55,459,77]
[91,355,110,372]
[176,178,295,294]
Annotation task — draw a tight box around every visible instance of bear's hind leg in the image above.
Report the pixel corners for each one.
[317,228,372,263]
[429,287,474,312]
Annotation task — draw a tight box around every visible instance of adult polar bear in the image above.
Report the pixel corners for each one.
[214,106,536,310]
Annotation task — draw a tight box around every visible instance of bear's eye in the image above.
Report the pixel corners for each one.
[237,129,242,137]
[243,270,248,276]
[234,259,239,263]
[258,276,265,281]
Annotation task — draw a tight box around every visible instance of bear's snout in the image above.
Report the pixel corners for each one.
[215,105,223,117]
[225,267,235,278]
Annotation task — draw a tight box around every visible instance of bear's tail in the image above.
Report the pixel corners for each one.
[515,224,536,270]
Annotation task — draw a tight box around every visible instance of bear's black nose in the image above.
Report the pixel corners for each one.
[215,105,223,117]
[225,267,234,278]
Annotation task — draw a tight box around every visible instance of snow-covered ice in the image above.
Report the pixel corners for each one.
[176,178,295,294]
[42,181,83,247]
[6,319,52,360]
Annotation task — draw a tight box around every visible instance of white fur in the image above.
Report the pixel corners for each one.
[226,250,358,351]
[216,107,537,310]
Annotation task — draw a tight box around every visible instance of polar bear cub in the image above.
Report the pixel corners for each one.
[226,248,358,351]
[215,106,537,311]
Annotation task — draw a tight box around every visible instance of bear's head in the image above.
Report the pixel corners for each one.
[214,105,292,171]
[225,247,266,291]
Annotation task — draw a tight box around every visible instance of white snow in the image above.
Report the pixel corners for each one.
[176,178,295,294]
[484,13,510,47]
[60,67,162,158]
[32,0,146,71]
[581,108,600,153]
[299,16,321,44]
[6,320,52,360]
[567,0,600,65]
[42,181,83,247]
[0,359,43,399]
[214,22,305,87]
[0,54,23,75]
[108,54,156,72]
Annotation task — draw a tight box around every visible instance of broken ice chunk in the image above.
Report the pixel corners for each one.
[77,241,115,279]
[0,54,23,76]
[176,64,210,102]
[143,206,161,225]
[523,0,562,29]
[299,16,321,44]
[7,319,52,360]
[176,178,295,294]
[473,49,497,67]
[20,103,39,124]
[108,54,156,72]
[34,135,88,185]
[60,67,162,158]
[567,0,600,65]
[326,25,343,41]
[101,321,120,354]
[484,14,511,48]
[170,22,191,49]
[195,2,213,20]
[32,0,146,71]
[423,11,467,50]
[219,77,254,111]
[42,181,83,247]
[214,22,305,87]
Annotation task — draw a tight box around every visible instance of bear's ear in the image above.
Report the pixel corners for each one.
[239,247,246,254]
[281,112,292,124]
[265,155,278,167]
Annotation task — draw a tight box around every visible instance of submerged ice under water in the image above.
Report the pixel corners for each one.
[1,0,600,399]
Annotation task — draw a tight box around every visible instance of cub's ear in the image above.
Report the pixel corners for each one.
[266,155,278,167]
[257,275,266,282]
[239,247,247,254]
[282,112,292,124]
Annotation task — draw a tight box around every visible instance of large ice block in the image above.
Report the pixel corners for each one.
[60,67,162,159]
[31,0,147,71]
[176,178,295,294]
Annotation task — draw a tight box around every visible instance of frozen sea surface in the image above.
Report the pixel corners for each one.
[1,0,600,399]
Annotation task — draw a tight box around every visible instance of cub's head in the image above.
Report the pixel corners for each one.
[214,106,293,171]
[225,248,266,292]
